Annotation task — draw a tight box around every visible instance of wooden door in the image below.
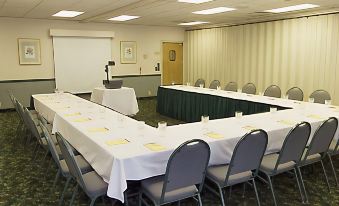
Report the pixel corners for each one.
[162,42,183,85]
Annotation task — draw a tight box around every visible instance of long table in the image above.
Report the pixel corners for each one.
[32,89,339,203]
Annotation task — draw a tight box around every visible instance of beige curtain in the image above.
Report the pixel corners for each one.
[184,14,339,104]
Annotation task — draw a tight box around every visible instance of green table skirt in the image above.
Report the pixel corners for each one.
[156,87,289,123]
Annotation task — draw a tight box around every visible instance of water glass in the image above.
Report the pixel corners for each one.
[308,97,314,103]
[186,82,191,86]
[235,111,243,119]
[199,84,204,88]
[270,107,277,113]
[325,100,331,105]
[237,89,242,93]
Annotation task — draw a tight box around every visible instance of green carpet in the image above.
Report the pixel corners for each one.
[1,97,339,205]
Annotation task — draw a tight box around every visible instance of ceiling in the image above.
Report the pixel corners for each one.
[1,0,339,29]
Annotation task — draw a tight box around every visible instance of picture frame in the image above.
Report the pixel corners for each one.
[120,41,137,64]
[18,38,41,65]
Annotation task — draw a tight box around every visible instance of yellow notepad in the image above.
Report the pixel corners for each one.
[242,125,257,131]
[144,143,167,152]
[65,112,81,117]
[105,139,129,146]
[205,132,224,139]
[307,114,324,120]
[277,120,296,126]
[88,127,109,133]
[73,117,92,123]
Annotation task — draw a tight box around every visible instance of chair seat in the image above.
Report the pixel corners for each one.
[328,140,339,155]
[207,164,252,187]
[260,153,295,175]
[60,155,93,176]
[141,175,198,204]
[300,149,321,166]
[82,171,108,199]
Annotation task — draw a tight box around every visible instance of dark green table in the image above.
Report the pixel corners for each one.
[156,86,289,123]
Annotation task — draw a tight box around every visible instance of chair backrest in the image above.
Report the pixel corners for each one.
[286,87,303,101]
[242,83,256,94]
[15,100,26,124]
[275,122,311,169]
[8,92,17,109]
[309,90,331,104]
[304,117,338,158]
[40,123,61,168]
[225,129,268,184]
[264,85,281,98]
[194,79,205,87]
[209,80,221,89]
[160,139,210,203]
[224,82,238,92]
[56,133,86,188]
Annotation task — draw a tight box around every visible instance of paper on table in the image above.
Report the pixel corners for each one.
[88,127,109,133]
[205,132,224,139]
[65,112,81,117]
[277,120,296,126]
[307,114,324,120]
[105,139,129,146]
[144,143,167,152]
[242,125,257,131]
[73,117,92,123]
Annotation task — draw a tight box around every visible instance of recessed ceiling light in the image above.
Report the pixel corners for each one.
[52,10,84,18]
[108,15,140,21]
[193,7,236,15]
[178,0,213,4]
[178,21,209,26]
[265,4,319,13]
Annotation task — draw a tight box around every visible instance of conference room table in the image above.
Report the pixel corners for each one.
[90,87,139,116]
[32,88,339,203]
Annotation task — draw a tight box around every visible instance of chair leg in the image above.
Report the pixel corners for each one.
[197,193,203,206]
[328,154,338,186]
[320,160,331,192]
[69,184,79,206]
[53,169,61,188]
[266,174,277,206]
[297,167,309,204]
[138,192,142,206]
[90,197,98,206]
[218,186,225,206]
[124,192,129,206]
[59,177,71,206]
[242,183,246,198]
[252,179,261,206]
[293,168,304,203]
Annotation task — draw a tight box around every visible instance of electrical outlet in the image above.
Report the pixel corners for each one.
[148,90,152,96]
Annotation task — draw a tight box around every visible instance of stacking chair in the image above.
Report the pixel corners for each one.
[56,133,108,206]
[327,137,339,186]
[259,122,311,205]
[205,129,268,206]
[286,87,303,101]
[194,79,205,87]
[298,117,338,203]
[209,80,221,89]
[224,82,237,92]
[242,83,256,94]
[139,139,210,206]
[309,90,331,104]
[264,85,281,98]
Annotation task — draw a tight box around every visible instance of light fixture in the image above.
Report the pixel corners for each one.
[108,15,140,21]
[265,4,319,13]
[52,10,84,18]
[178,0,213,4]
[193,7,236,14]
[178,21,209,26]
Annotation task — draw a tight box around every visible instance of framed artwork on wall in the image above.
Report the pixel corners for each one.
[120,41,137,64]
[18,38,41,65]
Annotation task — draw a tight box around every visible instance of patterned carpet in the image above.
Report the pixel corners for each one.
[1,97,339,205]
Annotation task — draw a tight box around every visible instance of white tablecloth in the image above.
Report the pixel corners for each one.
[32,90,339,203]
[90,87,139,116]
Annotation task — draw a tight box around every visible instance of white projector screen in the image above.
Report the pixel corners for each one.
[53,36,112,93]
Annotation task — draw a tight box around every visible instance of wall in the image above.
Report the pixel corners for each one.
[185,13,339,104]
[0,17,185,109]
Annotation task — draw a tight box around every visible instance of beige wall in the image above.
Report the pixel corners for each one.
[185,13,339,104]
[0,17,185,80]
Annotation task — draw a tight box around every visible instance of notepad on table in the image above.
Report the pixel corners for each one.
[73,117,92,123]
[205,132,224,139]
[307,114,324,120]
[277,120,296,126]
[105,139,129,146]
[242,125,257,131]
[65,112,81,117]
[144,143,167,152]
[88,127,109,133]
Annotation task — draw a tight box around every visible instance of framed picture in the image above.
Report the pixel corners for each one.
[18,38,41,65]
[120,41,137,64]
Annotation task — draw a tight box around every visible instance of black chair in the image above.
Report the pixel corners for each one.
[194,79,205,87]
[286,87,303,101]
[309,90,331,104]
[242,83,256,94]
[224,82,238,92]
[264,85,281,98]
[209,80,221,89]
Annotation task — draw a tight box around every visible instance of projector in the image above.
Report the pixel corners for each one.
[103,79,123,89]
